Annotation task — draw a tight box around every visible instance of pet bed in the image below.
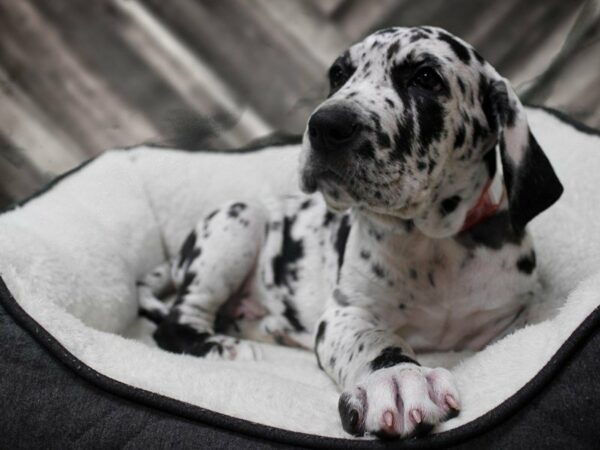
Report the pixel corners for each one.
[1,106,599,449]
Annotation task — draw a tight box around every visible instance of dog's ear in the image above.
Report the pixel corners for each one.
[483,75,563,231]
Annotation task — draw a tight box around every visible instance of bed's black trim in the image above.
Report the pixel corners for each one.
[1,275,598,449]
[0,156,98,214]
[1,107,599,448]
[134,131,303,154]
[1,132,302,215]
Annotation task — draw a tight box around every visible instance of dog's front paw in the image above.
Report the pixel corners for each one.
[338,364,460,439]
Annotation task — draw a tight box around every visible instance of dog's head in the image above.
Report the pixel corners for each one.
[299,26,562,237]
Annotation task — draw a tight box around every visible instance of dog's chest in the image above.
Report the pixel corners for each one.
[340,224,536,352]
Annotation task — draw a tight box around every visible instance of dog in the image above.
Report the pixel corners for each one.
[137,26,563,439]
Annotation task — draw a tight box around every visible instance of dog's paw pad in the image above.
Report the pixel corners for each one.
[339,365,460,438]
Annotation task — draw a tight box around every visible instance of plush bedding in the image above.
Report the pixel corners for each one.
[0,106,599,446]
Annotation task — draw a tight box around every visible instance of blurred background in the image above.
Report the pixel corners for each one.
[0,0,599,209]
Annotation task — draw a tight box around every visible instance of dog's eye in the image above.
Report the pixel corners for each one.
[411,67,443,92]
[328,62,353,93]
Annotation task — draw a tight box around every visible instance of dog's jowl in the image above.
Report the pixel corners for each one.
[138,26,562,439]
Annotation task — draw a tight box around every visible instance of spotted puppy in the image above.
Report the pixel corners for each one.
[138,26,563,439]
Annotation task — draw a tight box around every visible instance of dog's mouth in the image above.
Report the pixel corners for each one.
[301,164,345,193]
[301,162,429,220]
[301,164,357,212]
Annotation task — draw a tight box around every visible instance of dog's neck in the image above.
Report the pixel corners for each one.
[412,147,505,238]
[357,148,506,240]
[460,167,505,232]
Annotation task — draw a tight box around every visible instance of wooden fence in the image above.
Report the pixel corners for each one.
[0,0,598,208]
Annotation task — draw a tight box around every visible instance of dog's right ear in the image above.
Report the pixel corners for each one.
[483,75,563,232]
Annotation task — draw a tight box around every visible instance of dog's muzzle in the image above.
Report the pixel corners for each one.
[301,106,362,192]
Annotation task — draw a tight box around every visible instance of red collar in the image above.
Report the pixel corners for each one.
[461,177,505,232]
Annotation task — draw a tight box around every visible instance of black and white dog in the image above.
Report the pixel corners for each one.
[138,26,562,438]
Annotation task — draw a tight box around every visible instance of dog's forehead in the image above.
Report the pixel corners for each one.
[348,26,484,71]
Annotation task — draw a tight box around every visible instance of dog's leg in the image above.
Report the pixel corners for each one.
[153,201,267,361]
[137,261,175,323]
[316,305,460,438]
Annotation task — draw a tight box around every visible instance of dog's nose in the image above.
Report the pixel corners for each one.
[308,107,359,152]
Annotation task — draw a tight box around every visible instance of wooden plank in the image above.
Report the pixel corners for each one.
[251,0,349,67]
[0,133,49,210]
[114,0,272,147]
[333,0,400,40]
[0,0,160,155]
[0,68,82,175]
[33,0,270,149]
[143,0,327,133]
[309,0,349,18]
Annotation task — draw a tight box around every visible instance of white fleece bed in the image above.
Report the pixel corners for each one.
[0,107,598,439]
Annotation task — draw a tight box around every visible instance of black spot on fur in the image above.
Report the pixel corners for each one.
[415,95,445,151]
[438,32,471,64]
[386,40,400,59]
[283,298,305,332]
[471,118,486,147]
[440,195,461,216]
[227,202,247,218]
[457,211,525,249]
[377,131,391,148]
[153,311,217,357]
[138,307,165,325]
[517,251,536,274]
[177,231,200,268]
[174,271,197,304]
[272,215,304,292]
[356,141,376,159]
[372,264,385,278]
[300,199,313,210]
[335,214,351,278]
[409,31,429,43]
[360,249,371,260]
[370,346,419,371]
[205,209,219,222]
[391,114,414,162]
[368,227,383,241]
[323,211,336,227]
[315,321,327,346]
[385,97,395,108]
[375,27,398,36]
[454,126,466,149]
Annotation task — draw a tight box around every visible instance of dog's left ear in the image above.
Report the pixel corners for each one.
[483,75,563,231]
